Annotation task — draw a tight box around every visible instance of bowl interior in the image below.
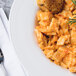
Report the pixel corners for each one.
[9,0,76,76]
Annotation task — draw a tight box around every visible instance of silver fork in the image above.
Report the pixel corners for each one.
[0,0,14,63]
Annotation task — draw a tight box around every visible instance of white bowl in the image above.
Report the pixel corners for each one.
[9,0,76,76]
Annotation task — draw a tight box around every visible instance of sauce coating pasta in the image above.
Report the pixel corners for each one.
[35,0,76,72]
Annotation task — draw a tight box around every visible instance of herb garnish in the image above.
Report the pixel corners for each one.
[72,0,76,5]
[68,17,76,25]
[68,0,76,25]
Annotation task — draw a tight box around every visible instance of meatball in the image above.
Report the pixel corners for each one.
[37,0,64,13]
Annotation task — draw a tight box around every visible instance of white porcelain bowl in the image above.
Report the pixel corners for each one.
[9,0,76,76]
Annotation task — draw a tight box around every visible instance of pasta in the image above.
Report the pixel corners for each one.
[35,0,76,72]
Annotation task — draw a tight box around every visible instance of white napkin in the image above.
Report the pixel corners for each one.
[0,8,29,76]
